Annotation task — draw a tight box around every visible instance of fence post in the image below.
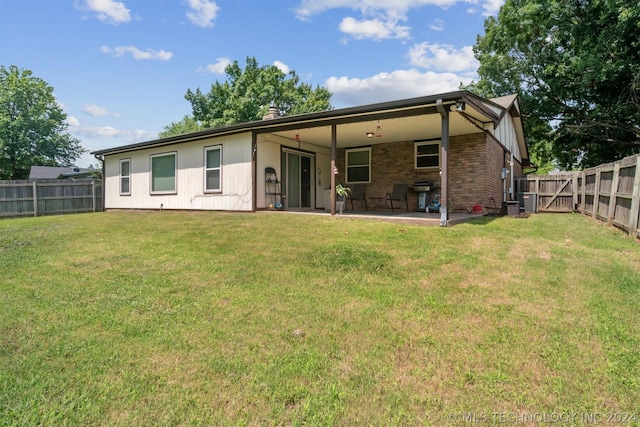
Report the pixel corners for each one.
[32,181,38,217]
[580,171,586,214]
[606,163,621,226]
[571,172,578,212]
[92,180,96,213]
[629,156,640,235]
[592,169,601,218]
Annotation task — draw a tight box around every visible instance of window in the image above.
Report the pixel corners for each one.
[119,159,131,195]
[204,145,222,192]
[345,147,371,183]
[150,152,177,194]
[415,140,440,169]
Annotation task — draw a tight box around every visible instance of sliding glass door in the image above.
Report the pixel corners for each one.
[282,150,313,209]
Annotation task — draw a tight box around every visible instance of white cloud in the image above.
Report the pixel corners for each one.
[100,45,173,61]
[77,0,131,24]
[83,104,118,117]
[325,69,474,106]
[408,42,478,72]
[482,0,504,16]
[339,16,411,40]
[295,0,474,40]
[203,57,230,74]
[66,116,81,127]
[69,125,156,142]
[273,61,290,74]
[295,0,460,21]
[429,19,444,31]
[186,0,220,28]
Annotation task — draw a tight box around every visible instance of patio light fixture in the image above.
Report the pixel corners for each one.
[366,120,383,138]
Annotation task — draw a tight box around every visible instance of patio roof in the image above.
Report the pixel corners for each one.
[91,90,525,160]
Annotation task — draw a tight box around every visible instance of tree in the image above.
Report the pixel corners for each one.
[468,0,640,169]
[158,115,203,138]
[182,56,332,131]
[0,65,85,179]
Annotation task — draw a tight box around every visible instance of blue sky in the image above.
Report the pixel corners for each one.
[0,0,503,167]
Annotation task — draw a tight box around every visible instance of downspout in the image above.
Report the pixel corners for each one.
[330,124,337,215]
[510,145,515,201]
[436,99,449,227]
[251,132,257,212]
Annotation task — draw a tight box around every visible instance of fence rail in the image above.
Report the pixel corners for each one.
[516,154,640,237]
[0,179,103,219]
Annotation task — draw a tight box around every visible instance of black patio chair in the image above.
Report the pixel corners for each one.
[385,184,409,212]
[347,184,368,211]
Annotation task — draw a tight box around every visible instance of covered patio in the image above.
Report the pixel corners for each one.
[253,91,527,226]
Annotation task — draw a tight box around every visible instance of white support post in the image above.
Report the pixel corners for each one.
[330,124,337,216]
[436,99,449,227]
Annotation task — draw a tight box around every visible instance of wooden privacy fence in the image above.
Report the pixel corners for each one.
[516,154,640,237]
[0,179,103,219]
[517,173,578,213]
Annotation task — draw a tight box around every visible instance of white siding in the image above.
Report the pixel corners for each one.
[256,139,282,209]
[493,115,522,162]
[255,135,332,209]
[104,133,253,211]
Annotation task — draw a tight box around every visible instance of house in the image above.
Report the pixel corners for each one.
[29,166,93,180]
[91,90,529,225]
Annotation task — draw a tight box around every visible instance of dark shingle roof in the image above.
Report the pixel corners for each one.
[29,166,91,180]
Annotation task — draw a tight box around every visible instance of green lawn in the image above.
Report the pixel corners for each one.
[1,211,639,425]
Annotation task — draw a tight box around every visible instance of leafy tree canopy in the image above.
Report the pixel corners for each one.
[158,115,203,139]
[161,57,332,137]
[468,0,640,169]
[0,65,85,179]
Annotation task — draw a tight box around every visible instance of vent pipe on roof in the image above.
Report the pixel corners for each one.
[262,105,280,120]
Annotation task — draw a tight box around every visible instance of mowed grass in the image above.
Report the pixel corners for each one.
[1,211,639,425]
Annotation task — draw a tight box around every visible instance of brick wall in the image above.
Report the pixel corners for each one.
[486,135,506,207]
[449,133,487,209]
[336,141,438,210]
[336,132,496,211]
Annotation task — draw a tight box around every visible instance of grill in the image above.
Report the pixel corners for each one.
[413,180,432,192]
[414,181,433,211]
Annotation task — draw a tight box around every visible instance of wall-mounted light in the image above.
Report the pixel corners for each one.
[450,100,466,112]
[366,132,375,138]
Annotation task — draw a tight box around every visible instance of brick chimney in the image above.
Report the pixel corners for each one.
[262,106,280,120]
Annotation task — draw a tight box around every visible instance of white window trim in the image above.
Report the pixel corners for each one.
[415,140,441,170]
[204,145,222,193]
[150,152,177,195]
[345,147,371,184]
[119,158,131,196]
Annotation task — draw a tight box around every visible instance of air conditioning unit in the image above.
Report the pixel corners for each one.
[518,192,537,213]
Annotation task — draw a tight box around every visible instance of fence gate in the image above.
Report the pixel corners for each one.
[516,174,577,213]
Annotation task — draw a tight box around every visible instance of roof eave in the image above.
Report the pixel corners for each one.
[91,91,473,157]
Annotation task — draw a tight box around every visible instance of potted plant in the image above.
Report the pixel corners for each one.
[335,183,351,214]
